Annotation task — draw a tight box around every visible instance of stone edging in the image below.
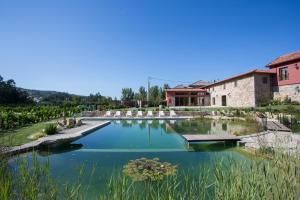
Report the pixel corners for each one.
[3,121,111,156]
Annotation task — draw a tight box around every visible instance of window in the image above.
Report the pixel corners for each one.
[212,97,215,105]
[223,84,226,90]
[234,80,238,87]
[262,77,268,84]
[279,67,289,80]
[212,87,214,91]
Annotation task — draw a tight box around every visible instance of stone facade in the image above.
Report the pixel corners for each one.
[207,73,273,107]
[254,74,273,105]
[273,84,300,102]
[208,75,256,107]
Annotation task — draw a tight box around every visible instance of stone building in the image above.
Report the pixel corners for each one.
[205,70,275,107]
[165,50,300,107]
[266,51,300,102]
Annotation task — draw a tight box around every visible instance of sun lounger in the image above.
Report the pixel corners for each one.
[104,111,112,117]
[114,111,121,117]
[158,111,165,117]
[126,111,132,117]
[147,111,153,117]
[137,111,143,118]
[170,110,177,117]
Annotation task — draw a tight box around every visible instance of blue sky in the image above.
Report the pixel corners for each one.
[0,0,299,98]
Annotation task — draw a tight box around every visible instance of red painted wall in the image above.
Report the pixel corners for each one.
[165,91,174,106]
[269,60,300,86]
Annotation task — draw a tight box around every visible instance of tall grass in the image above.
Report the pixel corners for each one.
[0,149,299,199]
[99,152,299,200]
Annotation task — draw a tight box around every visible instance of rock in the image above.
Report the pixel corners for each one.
[76,118,82,126]
[66,118,76,126]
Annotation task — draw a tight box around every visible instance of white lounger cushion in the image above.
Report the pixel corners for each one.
[126,111,132,116]
[104,111,111,116]
[137,111,143,117]
[114,111,121,116]
[147,111,153,117]
[170,110,177,117]
[158,111,165,117]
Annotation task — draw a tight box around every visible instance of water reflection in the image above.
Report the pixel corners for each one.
[187,142,237,152]
[38,143,83,157]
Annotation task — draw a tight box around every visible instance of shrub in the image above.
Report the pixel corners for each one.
[44,123,57,135]
[67,124,75,129]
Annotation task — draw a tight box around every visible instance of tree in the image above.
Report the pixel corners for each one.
[138,86,147,101]
[160,84,170,100]
[0,75,33,105]
[149,86,161,106]
[121,88,134,101]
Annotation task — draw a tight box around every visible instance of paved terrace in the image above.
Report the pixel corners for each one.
[3,120,110,155]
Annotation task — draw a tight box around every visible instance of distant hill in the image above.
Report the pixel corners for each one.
[19,88,86,103]
[20,88,64,98]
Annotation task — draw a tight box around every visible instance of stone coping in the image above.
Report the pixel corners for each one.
[3,121,111,156]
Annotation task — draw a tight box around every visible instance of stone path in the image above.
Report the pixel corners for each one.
[3,120,110,155]
[239,131,300,154]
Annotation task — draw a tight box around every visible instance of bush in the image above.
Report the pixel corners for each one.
[44,123,57,135]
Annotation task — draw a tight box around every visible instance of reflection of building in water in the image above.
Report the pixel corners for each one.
[210,120,247,135]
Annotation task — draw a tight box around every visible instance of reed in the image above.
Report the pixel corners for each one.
[0,149,299,199]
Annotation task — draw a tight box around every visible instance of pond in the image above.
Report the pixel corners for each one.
[10,119,261,199]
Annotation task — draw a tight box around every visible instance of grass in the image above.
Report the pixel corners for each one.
[99,151,299,200]
[0,122,49,146]
[0,147,299,199]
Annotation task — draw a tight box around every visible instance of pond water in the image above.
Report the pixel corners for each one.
[11,119,260,198]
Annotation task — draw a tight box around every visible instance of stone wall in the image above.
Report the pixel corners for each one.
[208,75,256,107]
[273,83,300,102]
[254,74,273,105]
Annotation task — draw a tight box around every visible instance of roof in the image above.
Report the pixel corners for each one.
[165,88,207,92]
[266,50,300,67]
[204,69,276,88]
[174,84,189,89]
[189,80,211,88]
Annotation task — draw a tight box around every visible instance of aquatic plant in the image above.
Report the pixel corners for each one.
[123,157,177,181]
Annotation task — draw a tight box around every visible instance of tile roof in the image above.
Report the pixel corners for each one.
[189,80,211,88]
[204,69,276,88]
[165,88,207,92]
[266,50,300,67]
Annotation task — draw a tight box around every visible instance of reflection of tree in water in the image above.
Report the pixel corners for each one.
[138,121,146,130]
[121,120,133,128]
[38,143,83,157]
[171,119,212,134]
[149,120,160,130]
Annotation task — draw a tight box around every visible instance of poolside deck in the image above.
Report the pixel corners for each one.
[81,116,193,120]
[182,134,240,142]
[4,121,110,155]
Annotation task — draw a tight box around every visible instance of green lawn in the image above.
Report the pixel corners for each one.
[256,104,300,110]
[0,122,49,147]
